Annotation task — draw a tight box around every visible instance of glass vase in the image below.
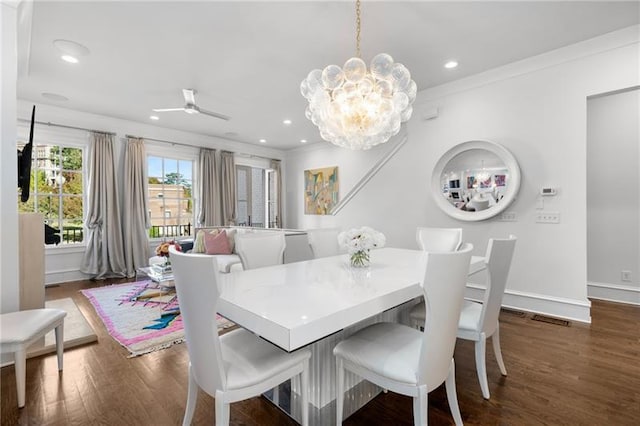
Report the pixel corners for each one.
[350,250,370,268]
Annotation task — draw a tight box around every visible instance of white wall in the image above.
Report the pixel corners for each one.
[587,88,640,305]
[285,26,640,322]
[1,1,20,314]
[15,100,286,285]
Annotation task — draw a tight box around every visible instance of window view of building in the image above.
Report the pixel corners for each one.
[17,143,85,244]
[148,156,194,239]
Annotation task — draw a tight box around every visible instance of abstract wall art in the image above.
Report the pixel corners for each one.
[304,166,339,215]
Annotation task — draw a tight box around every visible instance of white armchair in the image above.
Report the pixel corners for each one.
[235,232,286,270]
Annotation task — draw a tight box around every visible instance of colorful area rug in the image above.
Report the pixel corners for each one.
[81,281,234,357]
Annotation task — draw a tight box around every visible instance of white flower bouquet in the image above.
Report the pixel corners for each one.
[338,226,386,267]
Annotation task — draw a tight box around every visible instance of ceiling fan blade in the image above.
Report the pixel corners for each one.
[182,89,196,105]
[152,108,186,112]
[198,108,230,121]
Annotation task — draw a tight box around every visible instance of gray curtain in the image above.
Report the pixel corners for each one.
[270,159,283,228]
[220,151,237,226]
[81,132,126,279]
[122,137,150,276]
[197,148,221,226]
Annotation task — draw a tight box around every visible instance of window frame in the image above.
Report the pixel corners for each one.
[145,143,198,242]
[17,124,89,248]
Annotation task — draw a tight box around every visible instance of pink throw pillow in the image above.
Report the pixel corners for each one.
[204,229,232,255]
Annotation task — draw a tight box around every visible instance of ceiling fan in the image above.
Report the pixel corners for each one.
[153,89,230,120]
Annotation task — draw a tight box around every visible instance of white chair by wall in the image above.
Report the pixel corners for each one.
[169,247,311,425]
[410,235,517,399]
[0,308,67,408]
[416,227,463,252]
[334,244,474,426]
[306,228,341,259]
[458,235,516,399]
[235,232,286,270]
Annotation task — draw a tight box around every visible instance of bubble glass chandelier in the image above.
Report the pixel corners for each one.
[300,0,417,150]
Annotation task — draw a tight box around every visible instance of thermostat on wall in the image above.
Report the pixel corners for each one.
[540,187,557,196]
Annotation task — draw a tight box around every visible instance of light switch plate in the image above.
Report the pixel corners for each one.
[536,211,560,224]
[499,212,517,221]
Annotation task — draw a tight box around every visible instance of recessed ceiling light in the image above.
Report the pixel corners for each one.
[41,92,68,101]
[150,115,159,120]
[444,60,458,69]
[61,55,79,64]
[259,139,267,143]
[300,139,307,143]
[283,119,292,125]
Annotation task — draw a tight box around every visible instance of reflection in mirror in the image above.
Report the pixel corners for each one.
[431,140,520,222]
[440,149,509,213]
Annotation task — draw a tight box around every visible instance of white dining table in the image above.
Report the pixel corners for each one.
[217,247,485,425]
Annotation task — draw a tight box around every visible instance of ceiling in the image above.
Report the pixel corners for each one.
[17,1,639,150]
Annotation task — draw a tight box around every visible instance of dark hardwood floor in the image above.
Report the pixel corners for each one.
[2,278,639,425]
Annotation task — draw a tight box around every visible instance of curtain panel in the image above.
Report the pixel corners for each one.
[270,159,283,228]
[197,148,221,226]
[80,132,127,279]
[220,151,237,226]
[122,137,150,276]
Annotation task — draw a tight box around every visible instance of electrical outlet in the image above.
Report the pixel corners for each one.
[621,270,632,282]
[535,211,560,224]
[499,212,517,221]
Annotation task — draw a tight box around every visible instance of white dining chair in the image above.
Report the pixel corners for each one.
[235,232,286,270]
[0,308,67,408]
[306,228,341,258]
[334,244,473,426]
[410,227,464,330]
[410,235,517,399]
[416,227,463,252]
[169,247,311,426]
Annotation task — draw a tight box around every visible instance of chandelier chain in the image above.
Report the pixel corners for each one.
[355,0,361,58]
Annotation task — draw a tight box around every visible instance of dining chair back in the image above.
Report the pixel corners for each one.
[235,232,286,270]
[169,247,310,425]
[333,243,473,426]
[416,227,463,252]
[307,228,341,258]
[478,235,518,337]
[170,250,226,397]
[418,243,474,389]
[456,235,517,399]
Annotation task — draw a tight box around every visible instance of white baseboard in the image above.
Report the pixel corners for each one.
[45,268,90,285]
[587,281,640,306]
[465,284,592,323]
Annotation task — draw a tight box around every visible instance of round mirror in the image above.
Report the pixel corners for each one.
[431,140,520,221]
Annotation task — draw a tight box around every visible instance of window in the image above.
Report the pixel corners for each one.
[236,165,278,228]
[148,156,194,239]
[17,143,85,244]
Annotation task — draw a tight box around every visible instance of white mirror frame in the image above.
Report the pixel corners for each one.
[431,140,521,222]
